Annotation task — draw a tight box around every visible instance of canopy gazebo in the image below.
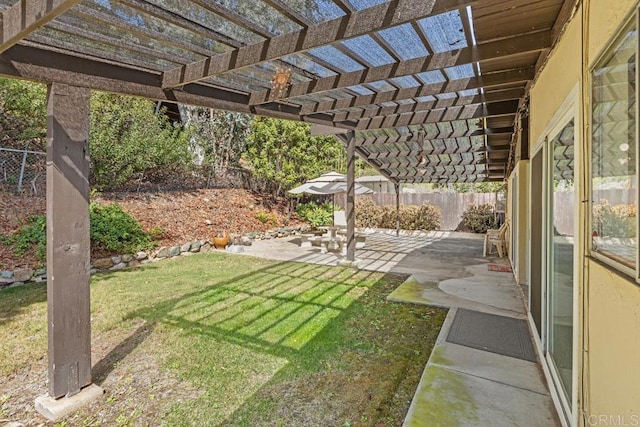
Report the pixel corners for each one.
[0,0,577,419]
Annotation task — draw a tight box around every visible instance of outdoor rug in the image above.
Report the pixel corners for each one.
[446,308,537,362]
[487,263,513,272]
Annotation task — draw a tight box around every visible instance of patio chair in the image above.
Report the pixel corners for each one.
[334,210,347,228]
[333,210,366,248]
[484,220,509,258]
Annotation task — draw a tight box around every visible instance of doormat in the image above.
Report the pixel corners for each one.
[488,263,512,272]
[446,309,537,362]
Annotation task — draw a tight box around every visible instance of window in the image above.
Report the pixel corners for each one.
[591,19,638,271]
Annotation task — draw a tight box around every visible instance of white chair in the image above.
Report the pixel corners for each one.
[484,221,509,258]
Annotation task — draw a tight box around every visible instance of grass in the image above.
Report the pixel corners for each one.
[0,252,446,426]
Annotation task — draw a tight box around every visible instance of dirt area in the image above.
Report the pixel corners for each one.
[0,188,302,271]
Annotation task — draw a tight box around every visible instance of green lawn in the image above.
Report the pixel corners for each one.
[0,253,446,426]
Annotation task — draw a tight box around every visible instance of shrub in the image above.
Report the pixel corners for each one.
[89,202,156,253]
[462,204,498,233]
[295,201,333,227]
[355,198,441,231]
[255,210,277,225]
[593,200,636,238]
[8,215,47,261]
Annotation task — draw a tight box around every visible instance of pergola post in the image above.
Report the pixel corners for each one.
[345,131,356,262]
[35,83,102,421]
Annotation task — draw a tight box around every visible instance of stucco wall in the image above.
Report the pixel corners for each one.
[584,0,640,421]
[526,0,640,422]
[529,9,582,151]
[586,261,640,419]
[508,160,529,285]
[587,0,638,66]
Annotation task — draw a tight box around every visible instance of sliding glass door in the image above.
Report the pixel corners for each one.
[546,118,576,415]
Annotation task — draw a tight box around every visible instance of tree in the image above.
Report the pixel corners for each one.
[0,78,47,150]
[89,93,191,190]
[246,117,346,196]
[181,107,252,170]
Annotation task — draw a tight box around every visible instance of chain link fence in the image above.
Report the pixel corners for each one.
[0,147,46,194]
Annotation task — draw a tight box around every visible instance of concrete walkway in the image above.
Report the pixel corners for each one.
[238,230,560,426]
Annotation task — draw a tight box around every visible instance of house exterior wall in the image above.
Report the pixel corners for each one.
[521,1,640,424]
[530,10,582,149]
[587,261,640,418]
[584,1,640,421]
[507,160,529,285]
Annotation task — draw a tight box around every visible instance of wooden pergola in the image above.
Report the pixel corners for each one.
[0,0,577,417]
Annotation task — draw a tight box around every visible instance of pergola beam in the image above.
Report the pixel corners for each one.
[0,0,83,53]
[299,67,533,115]
[161,0,478,88]
[385,155,485,169]
[402,174,495,183]
[355,126,514,147]
[331,88,524,122]
[0,45,352,129]
[347,99,519,130]
[249,30,550,104]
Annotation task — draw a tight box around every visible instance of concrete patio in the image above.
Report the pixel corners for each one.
[240,230,560,426]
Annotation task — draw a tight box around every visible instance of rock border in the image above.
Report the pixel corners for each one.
[0,226,310,290]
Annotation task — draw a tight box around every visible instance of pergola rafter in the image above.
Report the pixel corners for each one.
[355,126,514,147]
[248,30,550,104]
[298,67,534,115]
[329,88,524,122]
[0,0,83,53]
[349,99,519,130]
[160,0,478,88]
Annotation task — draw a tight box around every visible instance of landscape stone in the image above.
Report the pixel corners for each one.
[9,282,25,288]
[240,236,252,246]
[111,256,122,265]
[169,246,181,257]
[135,251,148,261]
[155,247,170,258]
[128,260,140,268]
[226,245,244,254]
[93,258,113,269]
[201,243,212,252]
[189,241,201,252]
[140,260,152,265]
[35,268,46,276]
[33,275,47,283]
[181,251,194,256]
[1,270,13,279]
[90,269,98,275]
[110,262,127,271]
[121,254,133,263]
[0,278,15,286]
[13,268,34,282]
[180,242,192,252]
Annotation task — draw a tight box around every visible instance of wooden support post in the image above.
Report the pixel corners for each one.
[395,183,400,237]
[346,131,356,262]
[46,83,92,399]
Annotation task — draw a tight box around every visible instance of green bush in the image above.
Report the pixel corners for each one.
[8,215,47,261]
[462,204,498,233]
[89,202,156,253]
[355,198,441,231]
[255,210,277,225]
[295,201,333,227]
[593,200,636,238]
[3,203,158,261]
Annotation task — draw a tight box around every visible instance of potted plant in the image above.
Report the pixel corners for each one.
[213,231,230,249]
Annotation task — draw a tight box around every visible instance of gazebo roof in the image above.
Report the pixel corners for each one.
[0,0,577,183]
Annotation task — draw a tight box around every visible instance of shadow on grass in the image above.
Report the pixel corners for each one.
[93,253,446,426]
